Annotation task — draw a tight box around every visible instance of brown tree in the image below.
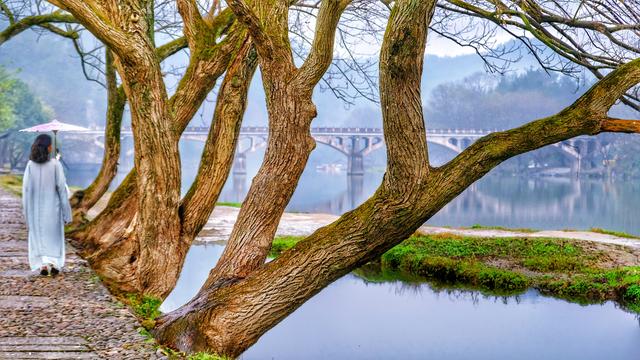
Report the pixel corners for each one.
[50,0,252,299]
[27,0,640,356]
[0,0,188,224]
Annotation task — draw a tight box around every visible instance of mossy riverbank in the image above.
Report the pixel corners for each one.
[271,234,640,313]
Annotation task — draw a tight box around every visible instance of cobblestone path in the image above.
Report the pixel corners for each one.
[0,187,162,359]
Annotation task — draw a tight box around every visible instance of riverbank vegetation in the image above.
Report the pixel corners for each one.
[0,67,52,170]
[0,174,21,196]
[589,228,640,239]
[271,234,640,313]
[467,224,536,233]
[215,202,242,208]
[125,293,163,330]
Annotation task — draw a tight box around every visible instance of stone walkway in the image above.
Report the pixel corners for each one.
[0,187,162,359]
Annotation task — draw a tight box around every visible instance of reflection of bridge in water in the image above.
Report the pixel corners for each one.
[76,126,603,175]
[441,180,585,220]
[429,177,635,230]
[223,173,623,222]
[223,172,369,214]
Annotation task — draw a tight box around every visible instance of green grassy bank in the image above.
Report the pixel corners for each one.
[0,174,22,196]
[271,234,640,313]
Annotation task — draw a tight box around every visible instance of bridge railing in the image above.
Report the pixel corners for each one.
[82,126,500,136]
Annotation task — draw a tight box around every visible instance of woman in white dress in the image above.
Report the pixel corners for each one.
[21,134,72,276]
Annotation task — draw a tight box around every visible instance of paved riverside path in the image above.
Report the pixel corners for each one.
[197,205,640,250]
[0,187,161,359]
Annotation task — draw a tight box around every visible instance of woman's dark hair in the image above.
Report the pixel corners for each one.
[30,134,52,163]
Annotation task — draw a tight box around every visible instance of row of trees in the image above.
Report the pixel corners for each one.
[426,69,640,175]
[427,69,587,130]
[2,0,640,356]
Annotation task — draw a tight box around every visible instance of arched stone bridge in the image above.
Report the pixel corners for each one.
[76,126,599,175]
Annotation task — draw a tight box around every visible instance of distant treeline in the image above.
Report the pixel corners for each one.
[423,69,640,177]
[0,67,52,169]
[425,69,587,130]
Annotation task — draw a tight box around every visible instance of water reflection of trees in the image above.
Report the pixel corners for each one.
[354,264,640,323]
[431,176,640,233]
[353,264,527,307]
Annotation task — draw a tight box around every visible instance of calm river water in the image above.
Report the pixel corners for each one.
[215,170,640,235]
[162,243,640,360]
[66,163,640,359]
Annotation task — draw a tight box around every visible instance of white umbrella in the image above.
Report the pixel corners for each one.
[19,119,89,154]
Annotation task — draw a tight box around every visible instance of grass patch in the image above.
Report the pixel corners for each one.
[216,202,242,208]
[590,227,640,239]
[0,175,23,196]
[468,224,536,233]
[136,326,231,359]
[269,236,303,257]
[270,234,640,313]
[125,294,162,329]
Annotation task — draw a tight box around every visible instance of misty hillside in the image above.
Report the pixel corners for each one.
[1,29,635,134]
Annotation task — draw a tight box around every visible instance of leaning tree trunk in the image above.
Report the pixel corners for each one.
[113,50,183,298]
[66,30,237,256]
[205,0,350,285]
[154,0,434,354]
[69,49,125,226]
[65,38,194,244]
[154,1,640,356]
[63,10,246,296]
[179,39,257,241]
[205,76,318,282]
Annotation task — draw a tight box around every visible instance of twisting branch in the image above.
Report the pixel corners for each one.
[176,0,206,48]
[156,36,188,59]
[37,22,79,39]
[179,38,258,239]
[296,0,352,87]
[168,9,244,133]
[0,11,76,45]
[71,35,106,86]
[69,48,125,224]
[47,0,136,60]
[600,118,640,133]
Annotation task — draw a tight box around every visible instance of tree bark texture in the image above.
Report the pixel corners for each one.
[179,39,258,240]
[69,49,125,225]
[68,36,256,297]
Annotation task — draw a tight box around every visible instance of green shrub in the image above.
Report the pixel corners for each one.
[624,284,640,301]
[126,294,162,329]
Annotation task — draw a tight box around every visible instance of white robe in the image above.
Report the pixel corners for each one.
[21,159,72,271]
